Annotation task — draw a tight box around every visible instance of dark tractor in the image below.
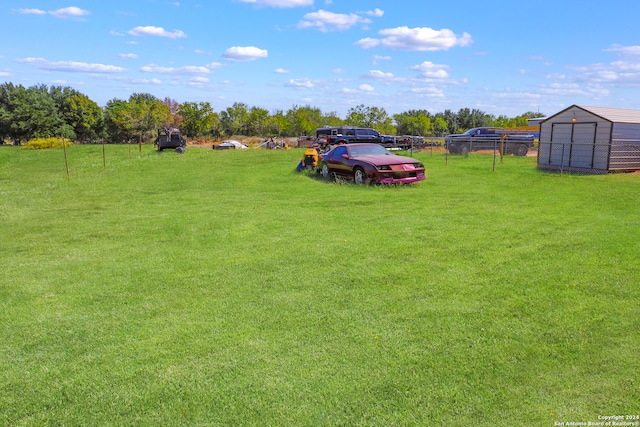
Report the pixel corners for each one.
[155,128,186,153]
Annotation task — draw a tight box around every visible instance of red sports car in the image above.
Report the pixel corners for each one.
[319,143,425,184]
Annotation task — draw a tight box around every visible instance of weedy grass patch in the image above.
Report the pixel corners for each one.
[0,145,638,426]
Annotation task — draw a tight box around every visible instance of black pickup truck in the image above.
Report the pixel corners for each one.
[444,127,534,156]
[316,126,407,150]
[316,126,396,146]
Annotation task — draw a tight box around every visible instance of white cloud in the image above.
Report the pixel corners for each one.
[356,26,472,51]
[367,70,395,80]
[410,61,450,79]
[131,78,162,84]
[49,7,90,18]
[297,10,371,32]
[49,7,89,18]
[190,76,210,83]
[14,7,90,18]
[363,8,384,17]
[605,44,640,55]
[570,60,640,86]
[119,53,138,59]
[17,57,126,73]
[354,38,380,49]
[285,78,314,88]
[359,83,375,92]
[237,0,313,7]
[14,8,46,15]
[128,26,186,39]
[140,64,211,75]
[206,62,223,69]
[194,49,211,55]
[275,68,290,74]
[372,55,391,65]
[410,86,444,97]
[50,79,85,86]
[222,46,268,62]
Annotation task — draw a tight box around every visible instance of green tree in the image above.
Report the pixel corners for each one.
[320,111,343,128]
[267,110,292,137]
[286,105,323,137]
[433,116,449,136]
[441,110,459,134]
[104,98,136,143]
[491,111,545,128]
[220,102,250,136]
[0,83,15,143]
[457,108,493,130]
[128,93,170,142]
[178,102,215,138]
[345,104,394,134]
[163,97,183,128]
[248,106,270,136]
[6,84,64,142]
[394,110,433,136]
[64,93,103,142]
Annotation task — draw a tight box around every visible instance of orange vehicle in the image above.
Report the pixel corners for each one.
[296,146,320,171]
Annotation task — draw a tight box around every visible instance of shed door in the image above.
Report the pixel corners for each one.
[548,122,597,167]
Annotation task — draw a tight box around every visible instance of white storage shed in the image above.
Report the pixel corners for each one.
[537,105,640,174]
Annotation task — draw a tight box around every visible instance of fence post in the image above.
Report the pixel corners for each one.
[493,139,497,172]
[63,137,70,181]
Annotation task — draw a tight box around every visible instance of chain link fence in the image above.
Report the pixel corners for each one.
[538,140,640,175]
[420,141,640,178]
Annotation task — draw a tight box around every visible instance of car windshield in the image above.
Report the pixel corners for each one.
[462,128,479,135]
[349,145,389,157]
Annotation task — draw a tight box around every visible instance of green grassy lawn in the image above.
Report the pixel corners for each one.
[1,145,638,426]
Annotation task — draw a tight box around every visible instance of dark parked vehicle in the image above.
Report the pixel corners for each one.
[444,127,534,156]
[319,143,425,185]
[316,126,396,147]
[155,128,186,152]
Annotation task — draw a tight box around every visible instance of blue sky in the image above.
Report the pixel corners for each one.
[2,0,640,118]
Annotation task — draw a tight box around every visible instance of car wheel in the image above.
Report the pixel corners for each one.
[516,145,528,156]
[459,144,469,155]
[353,167,367,185]
[321,164,330,178]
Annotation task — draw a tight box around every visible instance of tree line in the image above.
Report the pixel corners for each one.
[0,82,544,144]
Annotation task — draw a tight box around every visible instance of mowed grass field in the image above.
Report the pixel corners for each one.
[0,144,638,426]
